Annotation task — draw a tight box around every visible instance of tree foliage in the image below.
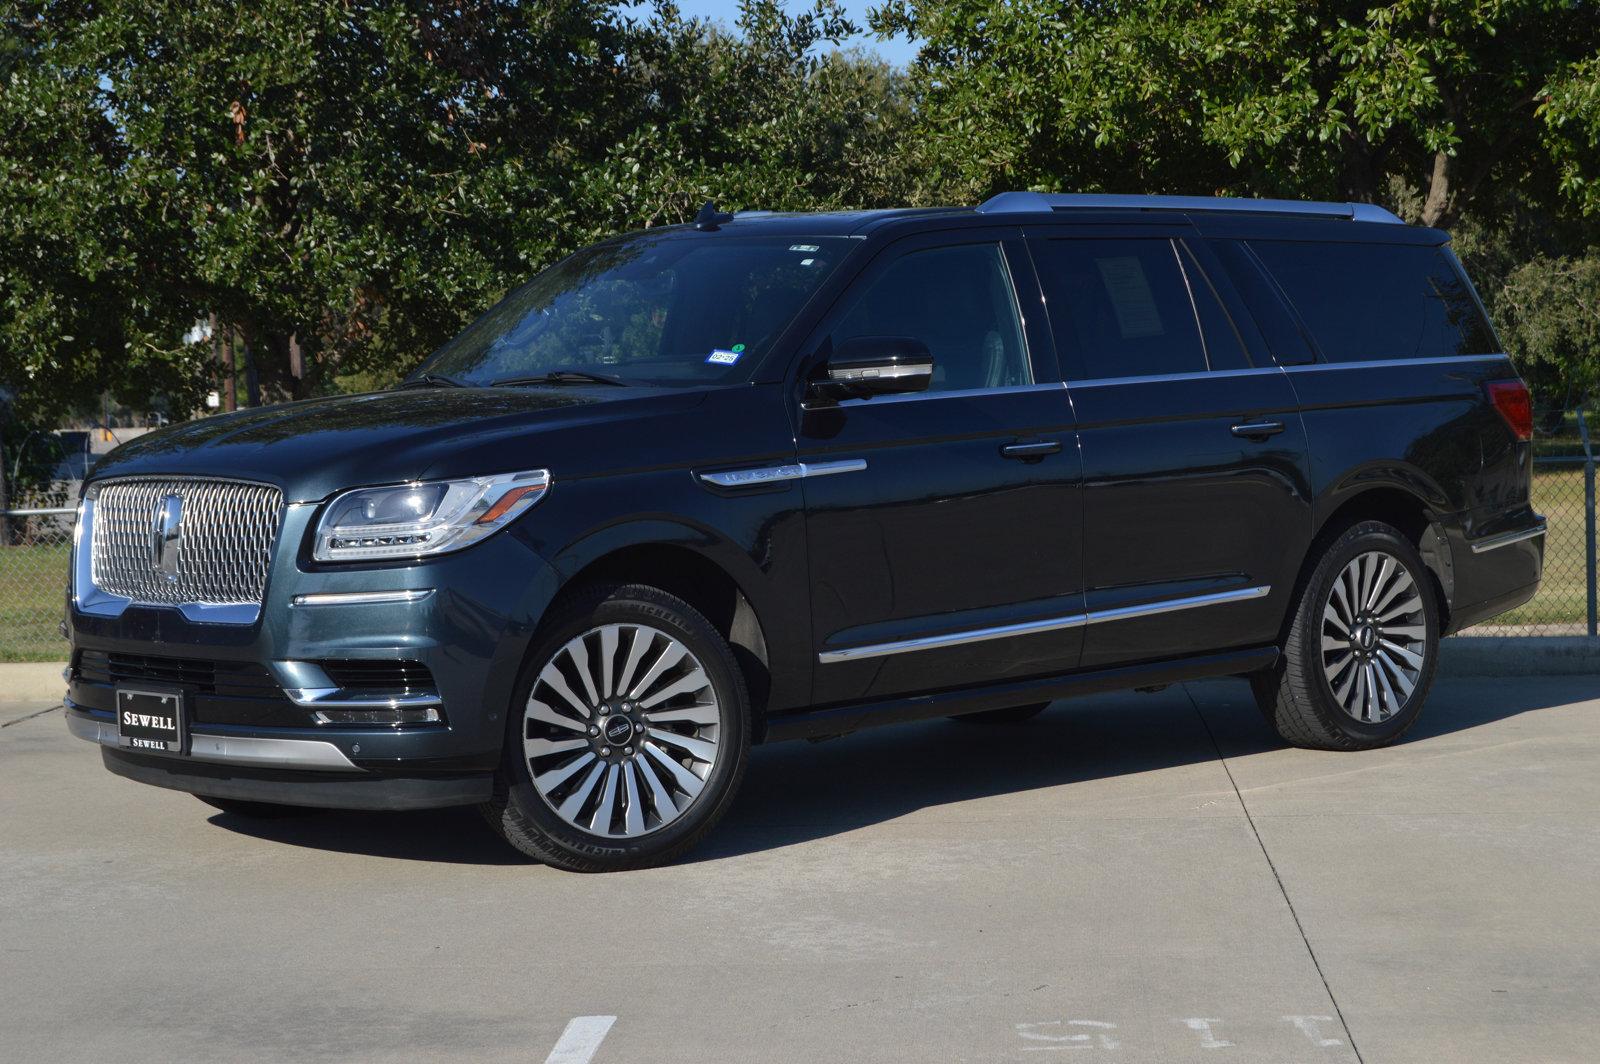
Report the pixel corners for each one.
[2,0,1599,445]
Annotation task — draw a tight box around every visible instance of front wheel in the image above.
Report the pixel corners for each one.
[1253,520,1440,750]
[482,584,750,872]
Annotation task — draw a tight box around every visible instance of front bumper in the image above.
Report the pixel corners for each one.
[65,501,561,787]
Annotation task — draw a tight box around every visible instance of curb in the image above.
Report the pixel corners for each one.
[1439,636,1600,677]
[0,662,67,703]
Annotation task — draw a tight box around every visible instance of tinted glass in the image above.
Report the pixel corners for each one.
[421,235,850,386]
[1034,238,1207,379]
[1207,239,1315,365]
[1178,243,1251,371]
[832,243,1030,391]
[1249,240,1498,362]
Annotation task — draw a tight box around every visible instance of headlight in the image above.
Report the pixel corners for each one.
[313,469,550,562]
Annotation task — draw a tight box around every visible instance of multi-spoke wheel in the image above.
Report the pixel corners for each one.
[1319,551,1428,724]
[483,584,749,871]
[1253,520,1439,750]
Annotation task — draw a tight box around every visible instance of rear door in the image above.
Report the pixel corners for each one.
[1027,224,1312,668]
[796,228,1085,706]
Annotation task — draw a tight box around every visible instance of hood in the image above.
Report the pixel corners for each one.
[90,386,711,501]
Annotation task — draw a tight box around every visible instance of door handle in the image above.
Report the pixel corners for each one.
[1230,420,1285,440]
[1000,439,1062,460]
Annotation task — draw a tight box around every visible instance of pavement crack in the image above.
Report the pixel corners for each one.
[1183,683,1366,1064]
[1,704,62,728]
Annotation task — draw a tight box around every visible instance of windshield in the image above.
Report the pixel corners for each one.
[417,233,853,387]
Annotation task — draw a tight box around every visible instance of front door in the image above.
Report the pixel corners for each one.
[1028,226,1312,668]
[796,230,1084,706]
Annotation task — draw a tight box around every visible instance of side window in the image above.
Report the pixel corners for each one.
[832,243,1031,392]
[1033,238,1208,379]
[1177,242,1251,371]
[1249,240,1499,362]
[1207,239,1316,365]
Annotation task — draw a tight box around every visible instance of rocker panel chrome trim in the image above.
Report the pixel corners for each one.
[818,585,1272,663]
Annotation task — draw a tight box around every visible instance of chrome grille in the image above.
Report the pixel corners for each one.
[89,478,283,607]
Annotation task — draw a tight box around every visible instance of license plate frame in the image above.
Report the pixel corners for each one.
[115,687,187,754]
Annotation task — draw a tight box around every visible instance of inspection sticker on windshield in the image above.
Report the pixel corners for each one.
[789,244,819,253]
[706,348,743,365]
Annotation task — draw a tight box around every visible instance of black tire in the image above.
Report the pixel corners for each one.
[481,583,750,872]
[195,795,322,818]
[1253,520,1440,750]
[949,701,1051,724]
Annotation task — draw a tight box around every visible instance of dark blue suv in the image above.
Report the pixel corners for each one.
[65,194,1545,870]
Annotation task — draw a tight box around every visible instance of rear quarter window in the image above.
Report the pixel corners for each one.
[1249,240,1498,363]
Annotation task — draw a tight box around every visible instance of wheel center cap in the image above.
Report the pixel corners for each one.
[601,715,635,746]
[1355,624,1377,651]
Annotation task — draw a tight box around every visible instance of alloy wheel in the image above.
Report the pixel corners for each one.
[1320,550,1428,724]
[521,623,721,838]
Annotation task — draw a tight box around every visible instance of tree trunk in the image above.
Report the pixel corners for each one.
[1421,149,1453,228]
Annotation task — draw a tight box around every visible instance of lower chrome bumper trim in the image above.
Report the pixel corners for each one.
[1468,521,1548,554]
[66,708,362,771]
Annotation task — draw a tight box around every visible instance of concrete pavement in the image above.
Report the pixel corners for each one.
[3,676,1597,1063]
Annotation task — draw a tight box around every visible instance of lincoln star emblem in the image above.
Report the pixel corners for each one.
[151,493,184,580]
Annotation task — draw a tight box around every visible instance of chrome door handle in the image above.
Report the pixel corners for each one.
[1000,439,1062,460]
[1230,420,1285,440]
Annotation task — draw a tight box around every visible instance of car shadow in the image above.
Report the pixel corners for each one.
[205,675,1590,867]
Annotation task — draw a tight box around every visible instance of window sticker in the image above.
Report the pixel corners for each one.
[706,348,743,365]
[1095,256,1165,338]
[789,244,820,253]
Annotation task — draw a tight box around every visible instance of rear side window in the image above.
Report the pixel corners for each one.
[1033,238,1210,379]
[1249,241,1498,362]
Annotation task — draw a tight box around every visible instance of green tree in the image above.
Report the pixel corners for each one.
[873,0,1600,400]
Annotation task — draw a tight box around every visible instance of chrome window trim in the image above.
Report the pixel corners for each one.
[818,585,1272,663]
[698,459,867,488]
[1062,354,1512,390]
[291,589,434,607]
[1285,353,1511,374]
[1468,521,1547,554]
[65,707,362,771]
[830,382,1065,408]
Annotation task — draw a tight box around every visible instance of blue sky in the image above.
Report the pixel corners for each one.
[659,0,920,66]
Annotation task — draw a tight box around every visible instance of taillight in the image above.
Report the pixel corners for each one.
[1485,379,1533,442]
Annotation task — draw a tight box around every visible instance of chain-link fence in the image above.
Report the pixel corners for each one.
[0,506,74,662]
[1,414,1596,660]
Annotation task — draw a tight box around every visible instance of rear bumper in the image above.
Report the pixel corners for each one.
[71,708,492,810]
[1447,511,1546,634]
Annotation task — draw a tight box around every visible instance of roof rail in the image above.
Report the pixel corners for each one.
[975,192,1404,225]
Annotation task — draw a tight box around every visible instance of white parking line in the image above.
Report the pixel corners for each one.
[544,1015,617,1064]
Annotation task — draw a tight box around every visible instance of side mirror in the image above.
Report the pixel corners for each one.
[814,336,934,400]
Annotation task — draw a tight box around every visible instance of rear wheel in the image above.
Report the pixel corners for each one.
[482,584,750,872]
[949,701,1051,724]
[195,795,321,818]
[1253,520,1439,750]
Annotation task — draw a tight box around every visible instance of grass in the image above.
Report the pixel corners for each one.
[0,543,71,662]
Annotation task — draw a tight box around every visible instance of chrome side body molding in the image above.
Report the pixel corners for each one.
[698,459,867,489]
[819,585,1272,663]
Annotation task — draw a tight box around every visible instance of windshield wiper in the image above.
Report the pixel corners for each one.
[397,372,468,389]
[492,370,629,388]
